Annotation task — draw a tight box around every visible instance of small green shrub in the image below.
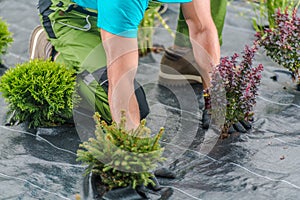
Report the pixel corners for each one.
[0,18,13,63]
[0,59,76,128]
[77,111,165,190]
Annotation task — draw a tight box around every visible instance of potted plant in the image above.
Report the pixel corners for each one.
[0,59,76,128]
[0,17,13,67]
[255,8,300,90]
[211,45,264,138]
[76,111,165,198]
[251,0,299,33]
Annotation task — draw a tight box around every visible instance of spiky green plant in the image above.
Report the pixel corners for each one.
[76,111,165,190]
[0,59,76,127]
[0,18,13,64]
[138,2,174,56]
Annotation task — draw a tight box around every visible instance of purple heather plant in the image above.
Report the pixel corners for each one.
[211,45,264,135]
[255,8,300,83]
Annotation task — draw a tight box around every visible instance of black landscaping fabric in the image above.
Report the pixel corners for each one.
[0,1,300,200]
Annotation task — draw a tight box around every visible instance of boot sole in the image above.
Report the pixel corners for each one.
[29,25,45,60]
[158,71,202,86]
[29,25,54,60]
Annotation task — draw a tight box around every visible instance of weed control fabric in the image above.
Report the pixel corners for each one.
[0,1,300,200]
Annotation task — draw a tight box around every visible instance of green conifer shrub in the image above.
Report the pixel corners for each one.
[0,18,13,64]
[76,111,165,190]
[0,59,76,128]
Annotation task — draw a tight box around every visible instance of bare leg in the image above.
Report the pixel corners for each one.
[181,0,220,89]
[100,30,140,130]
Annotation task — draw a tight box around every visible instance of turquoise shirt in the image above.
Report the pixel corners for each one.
[158,0,191,2]
[73,0,192,37]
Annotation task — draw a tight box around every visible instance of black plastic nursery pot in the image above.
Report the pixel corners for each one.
[0,63,7,75]
[86,173,173,200]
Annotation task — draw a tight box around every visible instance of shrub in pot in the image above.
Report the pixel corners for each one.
[0,59,76,128]
[251,0,299,33]
[0,17,13,66]
[255,8,300,88]
[211,45,264,138]
[76,111,165,198]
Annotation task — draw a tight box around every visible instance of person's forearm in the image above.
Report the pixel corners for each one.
[101,30,140,130]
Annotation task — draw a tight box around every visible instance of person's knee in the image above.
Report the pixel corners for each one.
[186,18,215,38]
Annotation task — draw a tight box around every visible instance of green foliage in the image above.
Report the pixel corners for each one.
[0,18,13,62]
[211,45,263,134]
[0,59,76,128]
[138,2,174,56]
[251,0,299,33]
[77,111,165,190]
[255,8,300,83]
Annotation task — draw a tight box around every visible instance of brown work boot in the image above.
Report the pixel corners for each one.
[159,46,202,85]
[28,25,55,60]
